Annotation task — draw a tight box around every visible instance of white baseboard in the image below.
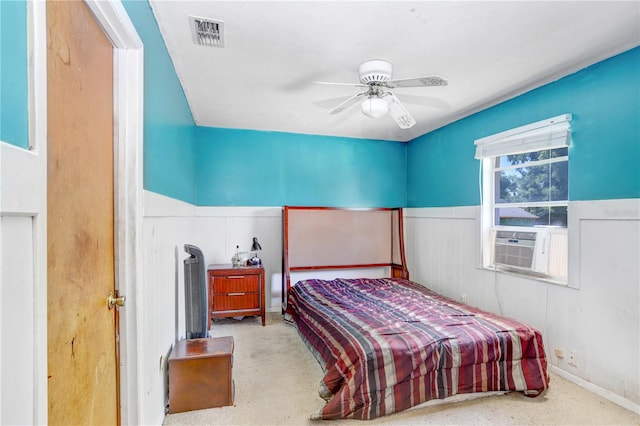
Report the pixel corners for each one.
[550,365,640,415]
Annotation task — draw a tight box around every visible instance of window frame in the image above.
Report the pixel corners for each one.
[476,114,571,283]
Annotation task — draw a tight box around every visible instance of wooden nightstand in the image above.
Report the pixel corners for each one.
[207,264,265,326]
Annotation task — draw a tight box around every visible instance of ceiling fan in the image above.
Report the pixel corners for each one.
[315,59,447,129]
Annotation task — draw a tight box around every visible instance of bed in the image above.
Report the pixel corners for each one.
[282,206,549,420]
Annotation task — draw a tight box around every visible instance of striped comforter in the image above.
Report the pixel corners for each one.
[286,277,548,420]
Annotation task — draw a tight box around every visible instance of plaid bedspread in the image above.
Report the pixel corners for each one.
[286,277,548,420]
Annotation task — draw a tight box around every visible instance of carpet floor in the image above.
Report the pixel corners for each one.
[163,312,639,425]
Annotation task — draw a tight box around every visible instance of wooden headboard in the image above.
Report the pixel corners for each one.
[282,206,408,305]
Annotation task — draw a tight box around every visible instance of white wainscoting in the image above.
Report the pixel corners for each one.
[193,205,282,311]
[405,199,640,413]
[142,191,196,424]
[0,135,46,426]
[142,191,282,423]
[0,216,36,425]
[142,194,638,419]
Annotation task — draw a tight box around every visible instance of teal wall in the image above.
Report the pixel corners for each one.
[408,47,640,207]
[4,0,630,208]
[123,0,197,204]
[195,127,406,207]
[123,0,405,208]
[0,0,29,149]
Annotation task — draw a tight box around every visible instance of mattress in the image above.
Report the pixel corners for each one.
[286,277,548,420]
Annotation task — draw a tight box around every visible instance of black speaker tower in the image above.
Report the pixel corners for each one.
[183,244,208,339]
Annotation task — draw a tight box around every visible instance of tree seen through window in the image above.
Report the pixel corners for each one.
[495,148,568,227]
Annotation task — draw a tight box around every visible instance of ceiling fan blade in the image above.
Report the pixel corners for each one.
[385,75,448,88]
[328,91,367,115]
[385,92,416,129]
[314,81,368,88]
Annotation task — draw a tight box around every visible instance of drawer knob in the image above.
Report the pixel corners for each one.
[227,276,245,279]
[227,292,245,296]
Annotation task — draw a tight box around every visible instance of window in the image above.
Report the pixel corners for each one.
[494,147,568,227]
[475,114,571,283]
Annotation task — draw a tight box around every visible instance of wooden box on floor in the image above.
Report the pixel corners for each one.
[168,336,234,413]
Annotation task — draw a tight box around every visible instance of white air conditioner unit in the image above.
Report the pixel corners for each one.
[491,227,551,276]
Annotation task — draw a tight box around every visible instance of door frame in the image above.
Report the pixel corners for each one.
[29,1,143,423]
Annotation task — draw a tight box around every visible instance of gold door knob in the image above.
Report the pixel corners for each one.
[107,291,126,310]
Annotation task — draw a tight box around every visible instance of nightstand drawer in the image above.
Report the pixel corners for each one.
[213,275,259,293]
[213,293,259,311]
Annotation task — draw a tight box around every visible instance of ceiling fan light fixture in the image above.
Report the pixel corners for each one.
[318,59,447,128]
[361,97,389,119]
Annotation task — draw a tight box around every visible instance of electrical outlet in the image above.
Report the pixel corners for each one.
[461,293,468,304]
[568,349,577,367]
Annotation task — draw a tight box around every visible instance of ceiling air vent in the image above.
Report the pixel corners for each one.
[188,16,224,47]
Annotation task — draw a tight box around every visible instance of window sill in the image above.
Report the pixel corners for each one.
[478,265,569,287]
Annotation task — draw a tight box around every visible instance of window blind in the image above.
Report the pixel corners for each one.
[474,114,572,159]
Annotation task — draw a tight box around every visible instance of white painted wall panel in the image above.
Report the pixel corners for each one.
[193,213,281,311]
[141,190,198,423]
[141,192,283,423]
[1,216,35,425]
[142,194,638,417]
[141,215,196,425]
[406,199,640,412]
[548,218,639,404]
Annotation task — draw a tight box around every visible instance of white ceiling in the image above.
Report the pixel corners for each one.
[150,1,640,142]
